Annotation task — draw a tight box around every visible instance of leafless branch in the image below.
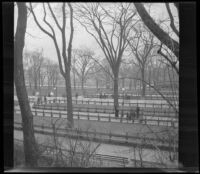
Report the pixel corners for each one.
[165,3,179,37]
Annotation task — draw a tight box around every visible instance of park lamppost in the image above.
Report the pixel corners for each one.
[54,87,57,101]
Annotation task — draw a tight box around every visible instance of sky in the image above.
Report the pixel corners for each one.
[14,3,179,63]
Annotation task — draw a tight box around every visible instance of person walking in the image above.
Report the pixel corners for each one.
[44,96,47,104]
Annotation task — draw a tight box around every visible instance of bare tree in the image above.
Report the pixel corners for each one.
[91,62,102,90]
[45,59,59,90]
[24,49,44,91]
[119,62,132,89]
[127,24,155,97]
[72,48,95,95]
[29,3,74,127]
[71,49,77,90]
[75,3,137,117]
[95,58,113,90]
[14,2,38,166]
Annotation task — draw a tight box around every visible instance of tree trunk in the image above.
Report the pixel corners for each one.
[122,78,125,89]
[65,69,74,128]
[73,71,76,90]
[38,72,40,91]
[29,81,31,89]
[141,67,146,97]
[113,71,119,118]
[148,68,151,92]
[34,77,37,91]
[14,2,38,167]
[81,78,84,96]
[96,79,99,90]
[47,77,50,91]
[163,67,166,82]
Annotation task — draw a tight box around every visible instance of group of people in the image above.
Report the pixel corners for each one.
[127,106,141,122]
[115,106,142,123]
[36,96,47,104]
[34,90,56,104]
[99,92,108,99]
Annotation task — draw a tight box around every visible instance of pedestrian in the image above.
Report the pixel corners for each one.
[37,97,40,104]
[121,108,124,118]
[100,91,102,99]
[44,96,47,104]
[136,106,140,119]
[136,106,143,123]
[130,109,135,122]
[75,92,78,99]
[53,98,56,103]
[115,105,119,118]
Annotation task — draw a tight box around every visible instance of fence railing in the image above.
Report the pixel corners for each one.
[14,121,178,152]
[14,107,178,127]
[85,93,178,101]
[32,103,176,117]
[27,97,178,110]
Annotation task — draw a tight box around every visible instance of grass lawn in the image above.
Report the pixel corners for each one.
[14,112,177,141]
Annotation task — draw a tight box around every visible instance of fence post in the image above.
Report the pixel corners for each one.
[109,113,111,122]
[78,111,80,120]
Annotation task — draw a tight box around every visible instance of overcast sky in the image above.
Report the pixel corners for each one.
[14,3,178,63]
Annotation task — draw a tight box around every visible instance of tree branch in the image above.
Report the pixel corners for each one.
[157,44,179,75]
[134,3,179,59]
[30,3,54,39]
[165,3,179,37]
[47,3,62,31]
